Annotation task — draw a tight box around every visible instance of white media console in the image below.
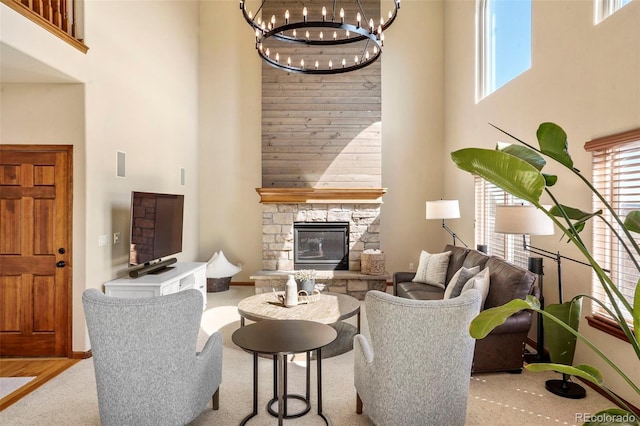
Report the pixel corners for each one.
[104,262,207,310]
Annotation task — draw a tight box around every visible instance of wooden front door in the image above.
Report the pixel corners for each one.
[0,145,73,357]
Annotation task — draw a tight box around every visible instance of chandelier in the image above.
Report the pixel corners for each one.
[240,0,401,74]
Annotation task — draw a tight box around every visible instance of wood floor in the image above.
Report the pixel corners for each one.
[0,358,79,411]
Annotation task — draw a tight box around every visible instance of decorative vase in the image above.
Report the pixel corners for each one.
[298,279,316,296]
[284,275,298,307]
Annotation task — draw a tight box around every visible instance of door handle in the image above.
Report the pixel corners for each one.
[56,261,66,268]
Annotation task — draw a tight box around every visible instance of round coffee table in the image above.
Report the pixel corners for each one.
[232,320,337,426]
[238,291,361,332]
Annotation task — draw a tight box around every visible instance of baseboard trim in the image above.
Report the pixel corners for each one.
[71,350,92,359]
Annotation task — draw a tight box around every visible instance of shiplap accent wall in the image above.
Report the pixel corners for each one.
[261,0,382,188]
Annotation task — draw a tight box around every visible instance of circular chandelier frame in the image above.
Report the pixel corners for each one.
[240,0,401,74]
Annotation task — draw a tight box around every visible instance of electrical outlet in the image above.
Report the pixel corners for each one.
[113,232,121,244]
[98,235,108,247]
[409,262,414,270]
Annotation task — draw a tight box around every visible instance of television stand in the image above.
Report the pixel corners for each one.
[104,262,207,310]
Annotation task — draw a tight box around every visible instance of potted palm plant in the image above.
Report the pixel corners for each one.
[451,122,639,425]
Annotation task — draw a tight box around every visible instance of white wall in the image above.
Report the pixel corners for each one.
[380,0,450,273]
[198,0,263,280]
[1,1,201,352]
[444,0,640,405]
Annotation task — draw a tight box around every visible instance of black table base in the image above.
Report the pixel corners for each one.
[267,351,311,418]
[239,348,331,426]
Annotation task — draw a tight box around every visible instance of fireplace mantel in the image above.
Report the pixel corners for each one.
[256,188,387,204]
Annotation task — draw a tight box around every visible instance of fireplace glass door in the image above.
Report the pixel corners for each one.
[293,222,349,270]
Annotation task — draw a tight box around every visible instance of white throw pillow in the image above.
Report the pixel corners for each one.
[444,265,480,299]
[411,250,451,289]
[461,268,491,308]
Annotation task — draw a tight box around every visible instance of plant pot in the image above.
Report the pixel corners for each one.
[543,299,582,365]
[298,279,315,296]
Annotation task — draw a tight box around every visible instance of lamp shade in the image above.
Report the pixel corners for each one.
[494,205,555,235]
[426,200,461,220]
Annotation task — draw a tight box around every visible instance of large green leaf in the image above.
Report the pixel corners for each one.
[550,204,601,222]
[469,296,539,339]
[497,143,547,171]
[544,300,582,365]
[537,122,574,168]
[525,363,603,384]
[451,148,546,204]
[625,211,640,233]
[584,408,639,426]
[550,205,602,237]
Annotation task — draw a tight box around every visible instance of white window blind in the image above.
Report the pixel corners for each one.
[595,0,633,24]
[586,130,640,324]
[474,176,530,268]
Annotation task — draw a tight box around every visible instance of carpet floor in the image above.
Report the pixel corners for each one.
[0,287,613,425]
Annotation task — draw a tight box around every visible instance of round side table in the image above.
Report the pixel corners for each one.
[232,319,337,426]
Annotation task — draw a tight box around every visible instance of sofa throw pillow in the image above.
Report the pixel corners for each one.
[411,250,451,289]
[444,266,480,299]
[461,268,491,308]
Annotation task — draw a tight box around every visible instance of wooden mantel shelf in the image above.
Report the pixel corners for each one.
[256,188,387,204]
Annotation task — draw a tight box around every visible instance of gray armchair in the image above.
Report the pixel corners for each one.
[82,288,222,426]
[354,289,481,426]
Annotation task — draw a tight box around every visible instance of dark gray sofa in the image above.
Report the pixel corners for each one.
[393,244,539,373]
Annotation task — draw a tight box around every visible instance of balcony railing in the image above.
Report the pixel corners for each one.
[2,0,88,53]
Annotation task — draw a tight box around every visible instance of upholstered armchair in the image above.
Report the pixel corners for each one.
[82,289,222,426]
[354,289,481,426]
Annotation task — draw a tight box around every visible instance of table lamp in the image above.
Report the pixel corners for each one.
[426,200,468,247]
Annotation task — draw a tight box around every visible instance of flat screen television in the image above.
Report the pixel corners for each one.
[129,191,184,267]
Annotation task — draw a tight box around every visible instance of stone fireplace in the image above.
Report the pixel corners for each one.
[262,203,381,271]
[251,188,389,299]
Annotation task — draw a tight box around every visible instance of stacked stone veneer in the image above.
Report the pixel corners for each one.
[262,203,381,271]
[258,203,388,299]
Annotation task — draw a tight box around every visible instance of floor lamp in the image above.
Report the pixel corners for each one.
[495,205,587,399]
[426,200,468,248]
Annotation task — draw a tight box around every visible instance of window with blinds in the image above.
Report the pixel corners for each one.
[474,176,530,268]
[585,129,640,325]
